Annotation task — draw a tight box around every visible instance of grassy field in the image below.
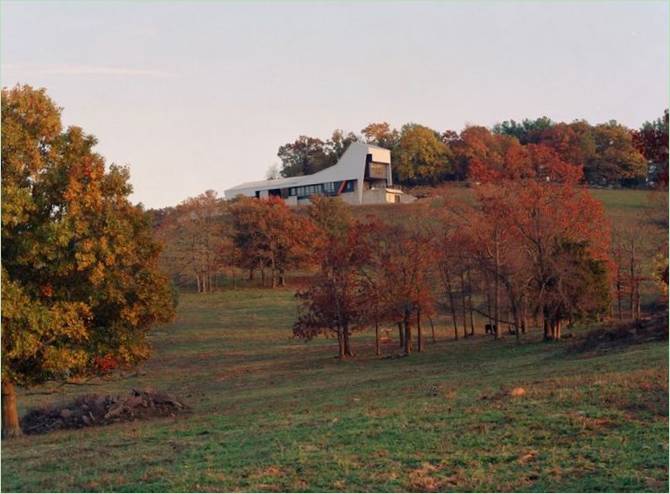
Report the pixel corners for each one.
[2,288,668,492]
[2,187,668,492]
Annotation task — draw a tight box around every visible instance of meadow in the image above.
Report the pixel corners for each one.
[1,188,668,492]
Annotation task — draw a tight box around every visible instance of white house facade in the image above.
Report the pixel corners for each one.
[224,142,415,205]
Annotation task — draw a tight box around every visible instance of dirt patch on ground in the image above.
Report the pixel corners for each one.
[572,313,668,353]
[21,388,188,435]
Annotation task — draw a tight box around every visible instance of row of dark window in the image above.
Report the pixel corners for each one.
[288,180,356,198]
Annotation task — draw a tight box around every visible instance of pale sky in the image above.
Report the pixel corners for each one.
[2,1,668,208]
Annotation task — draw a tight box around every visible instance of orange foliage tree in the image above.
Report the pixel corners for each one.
[1,85,175,438]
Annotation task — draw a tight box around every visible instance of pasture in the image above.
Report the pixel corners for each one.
[1,288,667,492]
[2,187,668,492]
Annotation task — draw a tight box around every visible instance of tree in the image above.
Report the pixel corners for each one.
[230,196,315,287]
[266,163,281,180]
[588,121,647,185]
[294,222,369,358]
[395,124,451,184]
[277,136,330,177]
[156,190,229,292]
[492,116,554,144]
[1,85,175,438]
[361,122,400,150]
[367,218,436,354]
[538,121,597,171]
[277,131,359,178]
[633,109,669,186]
[325,129,359,160]
[467,137,612,340]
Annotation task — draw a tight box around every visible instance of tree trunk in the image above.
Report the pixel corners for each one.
[397,322,404,348]
[248,267,254,281]
[459,271,468,337]
[336,326,345,359]
[465,268,475,336]
[629,240,636,320]
[196,274,201,293]
[543,312,550,341]
[279,270,286,287]
[486,288,493,329]
[494,235,501,340]
[443,267,459,340]
[429,316,436,343]
[2,380,21,439]
[403,311,412,355]
[343,325,353,357]
[616,271,623,320]
[375,320,380,356]
[417,309,423,352]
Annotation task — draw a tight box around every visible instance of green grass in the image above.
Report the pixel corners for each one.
[2,288,668,492]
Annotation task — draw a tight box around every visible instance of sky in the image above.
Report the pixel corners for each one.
[2,1,668,208]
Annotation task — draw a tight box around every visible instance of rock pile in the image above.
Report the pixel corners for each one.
[21,388,187,435]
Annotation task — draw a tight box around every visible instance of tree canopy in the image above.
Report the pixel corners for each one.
[1,85,175,438]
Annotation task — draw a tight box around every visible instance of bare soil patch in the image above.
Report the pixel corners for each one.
[21,388,188,435]
[573,312,668,353]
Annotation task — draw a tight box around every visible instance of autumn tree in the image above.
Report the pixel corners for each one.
[230,196,315,287]
[633,109,669,186]
[156,190,229,292]
[293,221,369,358]
[538,121,597,170]
[1,85,175,438]
[468,141,612,340]
[367,218,436,354]
[361,122,400,150]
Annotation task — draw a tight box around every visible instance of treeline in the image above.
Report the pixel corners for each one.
[274,111,669,188]
[154,154,668,359]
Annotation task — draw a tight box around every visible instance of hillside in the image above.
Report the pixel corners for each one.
[1,288,667,492]
[2,187,667,492]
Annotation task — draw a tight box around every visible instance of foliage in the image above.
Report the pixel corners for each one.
[230,196,316,287]
[361,121,400,151]
[633,109,669,186]
[492,116,554,144]
[394,124,452,184]
[293,222,370,357]
[588,121,647,185]
[155,190,229,292]
[1,85,175,390]
[277,130,358,178]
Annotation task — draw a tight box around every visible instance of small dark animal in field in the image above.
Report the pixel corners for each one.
[508,327,517,335]
[484,324,497,335]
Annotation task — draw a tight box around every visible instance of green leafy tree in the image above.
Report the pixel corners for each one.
[395,124,451,184]
[277,136,330,177]
[1,85,175,438]
[587,121,647,185]
[492,116,554,144]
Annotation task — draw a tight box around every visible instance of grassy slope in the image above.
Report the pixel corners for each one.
[1,188,668,492]
[2,290,668,492]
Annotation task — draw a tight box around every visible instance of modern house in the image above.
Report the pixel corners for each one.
[224,142,415,205]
